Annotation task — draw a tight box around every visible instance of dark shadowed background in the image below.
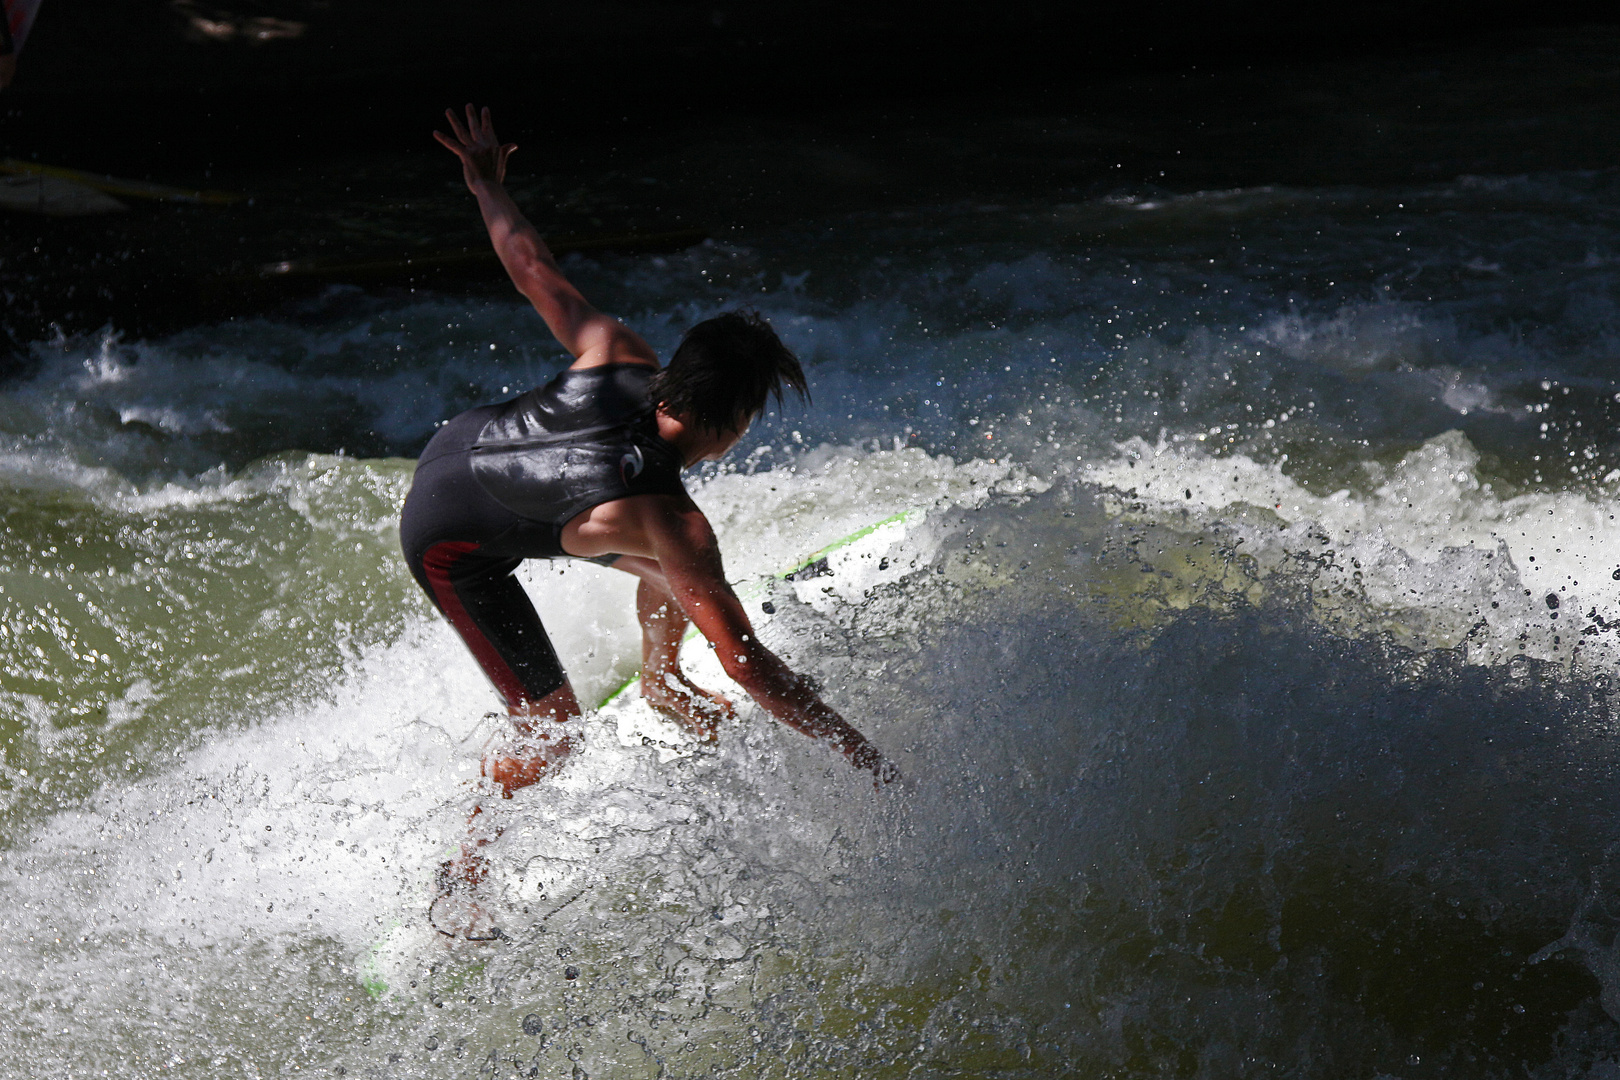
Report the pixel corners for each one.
[2,0,1618,345]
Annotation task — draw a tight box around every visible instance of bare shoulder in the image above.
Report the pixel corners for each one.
[565,320,661,371]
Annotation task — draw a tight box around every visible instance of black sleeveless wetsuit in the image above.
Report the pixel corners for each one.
[400,364,685,707]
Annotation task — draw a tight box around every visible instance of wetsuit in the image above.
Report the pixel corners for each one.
[400,364,685,707]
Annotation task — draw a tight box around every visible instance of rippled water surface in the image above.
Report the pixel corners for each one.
[5,111,1620,1078]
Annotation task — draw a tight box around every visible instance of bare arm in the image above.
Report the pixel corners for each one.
[433,105,657,366]
[643,500,897,783]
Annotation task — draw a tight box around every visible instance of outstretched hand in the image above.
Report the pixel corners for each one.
[434,104,516,191]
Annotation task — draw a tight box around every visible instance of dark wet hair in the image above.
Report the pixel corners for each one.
[649,311,808,433]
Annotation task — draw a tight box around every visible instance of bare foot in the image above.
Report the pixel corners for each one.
[643,671,734,741]
[429,854,501,941]
[482,721,577,798]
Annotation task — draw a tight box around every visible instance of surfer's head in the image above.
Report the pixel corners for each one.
[651,311,808,438]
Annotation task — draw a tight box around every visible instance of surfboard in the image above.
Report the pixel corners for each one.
[0,173,126,216]
[360,503,932,997]
[0,159,243,206]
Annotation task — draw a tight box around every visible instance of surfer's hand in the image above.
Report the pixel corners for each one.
[433,104,516,190]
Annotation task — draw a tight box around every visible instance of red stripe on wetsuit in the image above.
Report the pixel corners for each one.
[421,541,532,709]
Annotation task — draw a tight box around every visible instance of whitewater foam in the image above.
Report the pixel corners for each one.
[7,165,1620,1077]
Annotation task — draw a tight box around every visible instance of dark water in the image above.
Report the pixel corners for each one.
[4,29,1620,1079]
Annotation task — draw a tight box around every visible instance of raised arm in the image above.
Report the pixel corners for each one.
[434,105,657,366]
[639,498,898,784]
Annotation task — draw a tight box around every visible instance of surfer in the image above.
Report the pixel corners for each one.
[402,105,896,882]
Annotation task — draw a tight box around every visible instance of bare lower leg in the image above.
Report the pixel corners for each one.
[509,681,581,728]
[636,578,734,738]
